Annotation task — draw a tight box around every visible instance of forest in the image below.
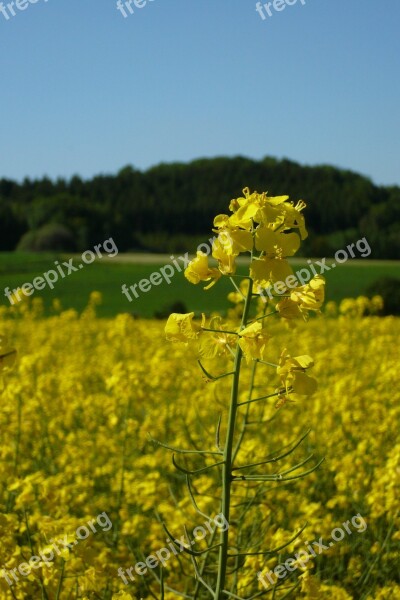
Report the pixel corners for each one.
[1,155,399,257]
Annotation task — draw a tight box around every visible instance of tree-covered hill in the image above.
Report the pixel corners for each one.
[1,156,399,257]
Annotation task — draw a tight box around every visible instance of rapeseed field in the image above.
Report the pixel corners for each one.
[1,297,398,600]
[0,189,399,599]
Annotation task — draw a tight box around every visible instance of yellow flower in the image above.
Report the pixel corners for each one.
[228,202,260,230]
[250,257,293,289]
[324,300,338,317]
[222,229,253,255]
[255,227,300,257]
[89,291,102,305]
[228,187,264,224]
[277,349,317,396]
[238,322,270,362]
[339,297,358,317]
[198,316,237,359]
[79,567,103,593]
[212,238,237,275]
[257,196,307,240]
[290,275,325,312]
[299,569,321,599]
[0,336,16,373]
[184,251,221,289]
[370,294,384,314]
[355,295,370,316]
[276,298,303,320]
[0,335,17,388]
[280,199,308,240]
[165,312,200,343]
[211,222,252,273]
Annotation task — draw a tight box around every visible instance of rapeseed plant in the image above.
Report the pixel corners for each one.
[163,189,326,598]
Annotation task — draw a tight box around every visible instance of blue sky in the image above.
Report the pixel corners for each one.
[1,0,399,185]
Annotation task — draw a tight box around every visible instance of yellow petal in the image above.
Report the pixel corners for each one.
[165,313,200,343]
[255,228,300,256]
[294,355,314,369]
[229,203,259,229]
[276,298,302,319]
[212,240,236,275]
[213,214,230,228]
[250,258,293,289]
[184,251,221,288]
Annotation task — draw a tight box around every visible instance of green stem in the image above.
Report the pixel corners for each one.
[214,278,253,599]
[13,393,22,476]
[55,560,65,600]
[248,310,278,324]
[201,327,239,335]
[232,361,257,464]
[113,398,132,548]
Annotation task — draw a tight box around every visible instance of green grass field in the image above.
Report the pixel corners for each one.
[0,252,399,318]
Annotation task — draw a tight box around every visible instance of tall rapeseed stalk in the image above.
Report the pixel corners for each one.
[161,188,325,599]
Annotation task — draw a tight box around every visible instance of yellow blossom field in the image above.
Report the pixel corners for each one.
[0,294,399,600]
[1,188,399,600]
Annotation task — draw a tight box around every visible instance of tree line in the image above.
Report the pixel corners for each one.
[1,156,399,258]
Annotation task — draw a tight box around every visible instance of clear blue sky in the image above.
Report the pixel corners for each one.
[1,0,399,185]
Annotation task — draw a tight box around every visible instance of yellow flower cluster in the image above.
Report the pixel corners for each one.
[324,295,384,318]
[0,335,16,390]
[185,189,326,329]
[0,296,399,598]
[167,190,325,417]
[185,189,323,306]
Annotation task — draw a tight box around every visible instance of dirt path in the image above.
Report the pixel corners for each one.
[111,253,400,267]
